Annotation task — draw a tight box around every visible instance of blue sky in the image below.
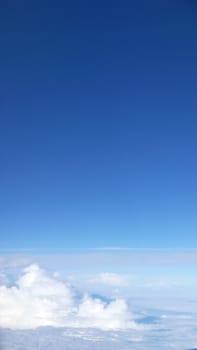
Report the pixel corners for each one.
[1,0,197,250]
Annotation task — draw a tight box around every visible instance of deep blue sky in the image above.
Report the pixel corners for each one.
[0,0,197,250]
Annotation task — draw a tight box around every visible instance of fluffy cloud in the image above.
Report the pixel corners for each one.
[0,264,74,329]
[0,264,138,330]
[76,296,133,329]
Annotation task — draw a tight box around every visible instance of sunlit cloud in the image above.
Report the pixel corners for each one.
[0,264,139,330]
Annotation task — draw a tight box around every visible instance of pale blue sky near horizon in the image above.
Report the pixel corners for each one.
[1,0,197,251]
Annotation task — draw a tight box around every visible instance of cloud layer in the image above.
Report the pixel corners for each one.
[0,264,137,330]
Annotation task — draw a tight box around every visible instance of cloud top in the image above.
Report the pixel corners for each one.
[0,264,137,330]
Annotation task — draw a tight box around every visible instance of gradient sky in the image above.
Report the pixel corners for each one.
[1,0,197,250]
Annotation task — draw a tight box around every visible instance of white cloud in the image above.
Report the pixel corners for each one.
[76,296,133,328]
[0,264,138,330]
[91,272,128,286]
[0,264,74,329]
